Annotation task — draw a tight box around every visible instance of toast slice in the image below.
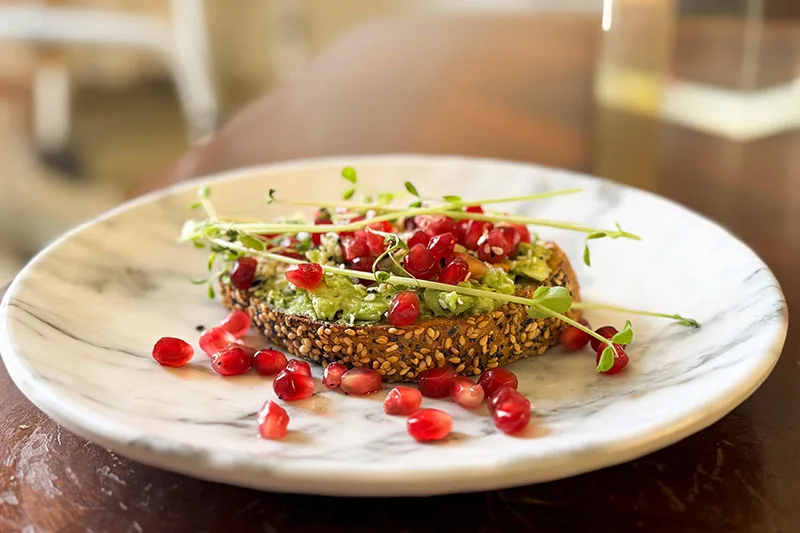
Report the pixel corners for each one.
[220,242,580,382]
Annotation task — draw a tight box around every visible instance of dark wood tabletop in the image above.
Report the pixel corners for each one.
[3,13,800,533]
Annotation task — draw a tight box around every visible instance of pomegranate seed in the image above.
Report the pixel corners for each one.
[340,368,382,395]
[211,345,252,376]
[199,327,239,356]
[311,219,333,246]
[285,263,324,290]
[496,225,522,257]
[427,232,457,261]
[476,228,509,263]
[589,326,619,351]
[407,230,430,249]
[276,237,304,259]
[364,221,393,256]
[450,377,484,409]
[462,220,493,250]
[487,386,529,414]
[595,343,629,374]
[323,362,348,389]
[478,368,519,398]
[257,400,290,440]
[407,409,453,442]
[252,349,287,376]
[285,359,312,377]
[560,319,592,351]
[511,223,531,243]
[337,214,365,239]
[418,367,458,398]
[384,386,423,415]
[415,215,457,236]
[349,256,374,272]
[492,395,532,434]
[230,257,258,290]
[343,237,370,261]
[403,244,440,280]
[388,291,421,326]
[152,337,194,367]
[403,217,417,231]
[219,310,251,338]
[438,257,470,285]
[465,205,484,213]
[273,369,315,401]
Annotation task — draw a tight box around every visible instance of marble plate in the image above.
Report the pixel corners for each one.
[0,155,788,496]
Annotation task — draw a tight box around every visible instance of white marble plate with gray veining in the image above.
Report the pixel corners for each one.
[0,155,788,496]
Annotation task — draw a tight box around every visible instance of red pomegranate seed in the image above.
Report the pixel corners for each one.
[559,318,592,351]
[496,225,522,257]
[384,386,423,415]
[257,400,290,440]
[152,337,194,367]
[364,221,393,256]
[252,349,287,376]
[418,367,458,398]
[340,368,382,395]
[199,327,239,356]
[438,257,470,285]
[349,256,374,272]
[589,326,619,351]
[343,237,370,261]
[273,369,315,401]
[415,215,457,236]
[230,257,258,290]
[403,244,440,280]
[211,345,252,376]
[492,394,532,434]
[476,228,509,263]
[276,236,304,259]
[595,343,629,374]
[323,362,348,389]
[311,219,333,246]
[285,263,324,290]
[407,409,453,442]
[285,359,312,377]
[403,216,417,231]
[478,368,519,398]
[407,230,430,249]
[487,386,529,414]
[462,220,493,250]
[511,223,531,243]
[465,205,484,213]
[427,232,457,261]
[450,377,484,409]
[219,310,251,338]
[388,291,421,326]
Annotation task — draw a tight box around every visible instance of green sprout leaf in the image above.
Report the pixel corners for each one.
[405,181,420,197]
[612,320,634,345]
[532,286,573,314]
[342,167,357,184]
[443,195,462,203]
[267,189,276,204]
[343,188,355,200]
[207,284,216,299]
[596,346,615,372]
[375,271,391,282]
[238,234,266,251]
[378,192,394,205]
[583,231,608,266]
[409,200,422,208]
[190,277,208,285]
[207,252,217,271]
[190,201,202,210]
[199,186,210,199]
[677,316,701,328]
[583,243,591,267]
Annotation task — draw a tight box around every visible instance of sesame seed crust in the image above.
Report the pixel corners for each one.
[220,242,581,382]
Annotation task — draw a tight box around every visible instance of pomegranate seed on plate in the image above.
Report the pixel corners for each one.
[427,232,457,261]
[340,368,382,395]
[595,343,629,374]
[418,367,458,398]
[478,367,519,398]
[462,220,492,250]
[414,215,457,236]
[438,257,470,285]
[230,257,258,290]
[323,362,348,389]
[450,377,484,409]
[403,244,440,280]
[492,395,532,434]
[152,337,194,367]
[199,327,239,356]
[285,359,312,377]
[285,263,324,290]
[388,291,421,326]
[495,225,522,257]
[211,345,252,376]
[589,326,619,351]
[464,205,484,213]
[384,386,422,415]
[476,228,509,263]
[219,310,251,338]
[252,349,287,376]
[559,318,592,351]
[343,237,370,261]
[407,409,453,442]
[487,386,529,415]
[257,400,290,440]
[407,230,430,249]
[273,369,315,401]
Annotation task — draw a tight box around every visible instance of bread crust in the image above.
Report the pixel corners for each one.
[220,243,581,382]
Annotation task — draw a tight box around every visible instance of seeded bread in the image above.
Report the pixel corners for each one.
[220,243,581,382]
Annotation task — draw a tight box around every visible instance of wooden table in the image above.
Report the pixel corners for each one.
[3,14,799,533]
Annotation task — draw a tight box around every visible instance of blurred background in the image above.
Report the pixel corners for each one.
[0,0,798,283]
